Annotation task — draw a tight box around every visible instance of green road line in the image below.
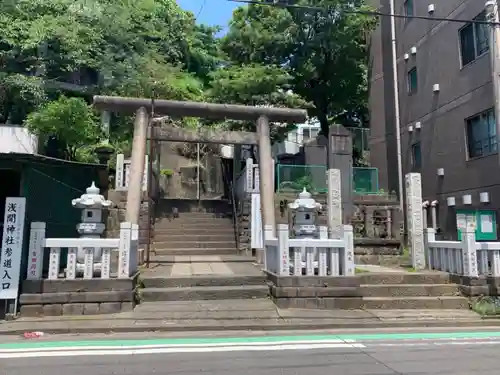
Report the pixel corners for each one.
[2,331,500,351]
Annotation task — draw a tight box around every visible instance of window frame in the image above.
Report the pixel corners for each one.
[465,108,497,159]
[404,0,414,23]
[302,128,311,141]
[411,142,422,170]
[459,11,490,68]
[407,67,418,94]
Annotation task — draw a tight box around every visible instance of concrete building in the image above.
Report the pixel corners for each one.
[369,0,498,240]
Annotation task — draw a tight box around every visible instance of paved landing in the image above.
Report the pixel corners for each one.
[171,262,234,276]
[142,255,263,278]
[356,264,409,273]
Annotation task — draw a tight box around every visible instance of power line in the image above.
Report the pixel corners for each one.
[227,0,500,26]
[195,0,208,20]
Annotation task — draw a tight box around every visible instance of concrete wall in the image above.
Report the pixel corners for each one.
[369,0,497,239]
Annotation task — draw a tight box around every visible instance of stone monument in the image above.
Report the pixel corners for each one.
[71,182,113,276]
[405,173,425,270]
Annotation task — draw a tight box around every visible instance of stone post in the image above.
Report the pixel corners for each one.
[326,169,343,239]
[126,107,149,224]
[461,218,478,277]
[405,173,426,270]
[328,124,353,223]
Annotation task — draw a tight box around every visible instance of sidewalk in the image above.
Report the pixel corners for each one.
[0,299,498,335]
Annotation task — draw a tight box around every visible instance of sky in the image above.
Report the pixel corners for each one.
[176,0,240,33]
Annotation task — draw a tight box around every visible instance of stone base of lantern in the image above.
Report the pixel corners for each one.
[71,263,104,277]
[18,273,139,317]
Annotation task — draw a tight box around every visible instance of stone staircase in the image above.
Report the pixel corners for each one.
[139,199,268,304]
[357,273,468,309]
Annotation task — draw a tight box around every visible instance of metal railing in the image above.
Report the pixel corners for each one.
[353,167,379,194]
[276,164,380,194]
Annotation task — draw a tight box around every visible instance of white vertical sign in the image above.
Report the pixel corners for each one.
[115,153,125,190]
[123,157,148,192]
[26,221,46,280]
[118,222,132,278]
[0,197,26,300]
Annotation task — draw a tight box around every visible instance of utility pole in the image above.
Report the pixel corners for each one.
[486,0,500,163]
[389,0,405,233]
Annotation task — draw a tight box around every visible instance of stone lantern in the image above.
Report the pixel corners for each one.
[71,182,113,275]
[288,188,322,238]
[288,188,322,272]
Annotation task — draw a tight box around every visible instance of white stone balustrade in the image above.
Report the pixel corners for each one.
[26,222,139,280]
[264,224,355,276]
[425,228,500,277]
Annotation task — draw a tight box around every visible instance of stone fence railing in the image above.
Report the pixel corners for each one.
[426,227,500,277]
[264,224,355,277]
[27,222,138,281]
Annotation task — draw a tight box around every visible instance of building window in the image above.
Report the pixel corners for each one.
[407,68,418,94]
[404,0,414,22]
[459,11,489,66]
[411,142,422,169]
[302,128,318,142]
[466,108,497,158]
[302,128,311,141]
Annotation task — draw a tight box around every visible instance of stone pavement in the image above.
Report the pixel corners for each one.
[0,298,497,335]
[142,255,263,278]
[356,264,409,273]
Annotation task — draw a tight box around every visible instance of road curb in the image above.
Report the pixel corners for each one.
[2,319,500,335]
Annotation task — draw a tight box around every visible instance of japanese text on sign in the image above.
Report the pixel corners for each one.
[0,198,26,300]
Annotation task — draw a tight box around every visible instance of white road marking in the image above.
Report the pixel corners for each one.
[0,339,358,353]
[364,340,500,348]
[0,342,365,359]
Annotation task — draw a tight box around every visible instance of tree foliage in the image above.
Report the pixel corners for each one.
[0,0,375,164]
[222,0,377,135]
[0,0,215,160]
[25,96,100,160]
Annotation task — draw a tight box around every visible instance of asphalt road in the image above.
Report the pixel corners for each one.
[4,338,500,375]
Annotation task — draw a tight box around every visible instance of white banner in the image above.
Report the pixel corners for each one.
[0,197,26,300]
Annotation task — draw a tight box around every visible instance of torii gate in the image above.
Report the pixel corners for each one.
[92,95,307,238]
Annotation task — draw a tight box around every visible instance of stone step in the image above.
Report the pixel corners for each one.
[360,284,459,297]
[156,213,233,219]
[360,296,469,309]
[153,241,237,250]
[148,254,255,263]
[153,228,235,235]
[140,285,269,302]
[153,234,236,242]
[275,296,469,310]
[151,248,239,256]
[155,199,232,214]
[357,272,451,285]
[154,220,234,229]
[142,275,267,288]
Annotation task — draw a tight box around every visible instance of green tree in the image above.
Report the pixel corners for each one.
[222,0,377,136]
[0,0,218,161]
[25,96,101,161]
[207,63,309,139]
